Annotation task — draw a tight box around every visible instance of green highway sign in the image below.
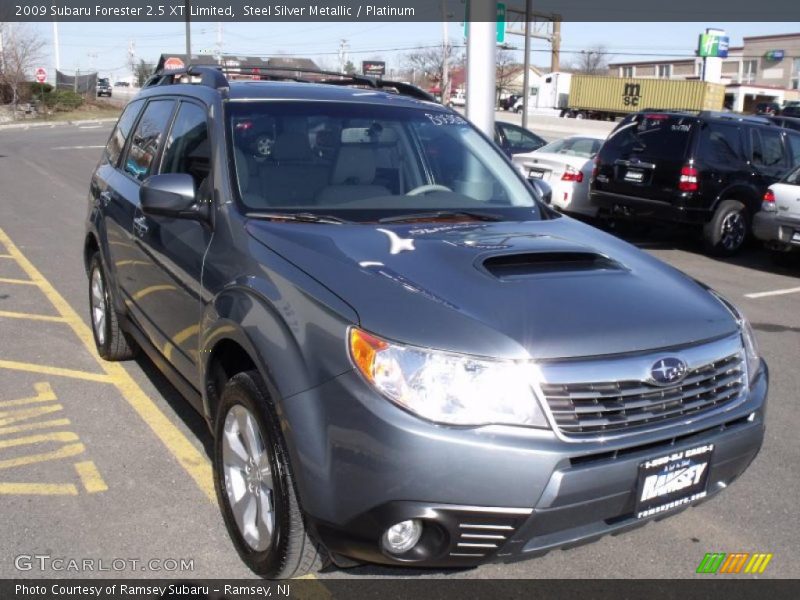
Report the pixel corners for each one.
[463,2,506,44]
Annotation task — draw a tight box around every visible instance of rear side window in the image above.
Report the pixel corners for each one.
[786,133,800,167]
[160,102,211,189]
[750,128,786,168]
[602,115,694,160]
[697,123,743,167]
[104,99,143,166]
[124,100,175,182]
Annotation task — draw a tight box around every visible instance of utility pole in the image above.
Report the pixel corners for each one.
[521,0,532,128]
[215,22,223,61]
[441,0,450,104]
[338,39,349,72]
[53,21,61,85]
[466,0,496,136]
[185,0,192,56]
[551,19,560,72]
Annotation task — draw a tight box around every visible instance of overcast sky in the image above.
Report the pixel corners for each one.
[23,20,800,79]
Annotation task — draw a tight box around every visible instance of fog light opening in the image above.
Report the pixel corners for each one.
[381,519,423,555]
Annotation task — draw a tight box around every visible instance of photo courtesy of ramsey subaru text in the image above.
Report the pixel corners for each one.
[84,66,767,578]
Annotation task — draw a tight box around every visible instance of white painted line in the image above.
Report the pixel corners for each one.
[51,145,105,150]
[78,125,102,129]
[745,286,800,299]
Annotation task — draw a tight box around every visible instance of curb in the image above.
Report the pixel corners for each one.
[0,117,117,131]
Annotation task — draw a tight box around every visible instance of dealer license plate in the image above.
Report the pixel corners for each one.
[635,444,713,519]
[528,168,545,179]
[624,169,645,183]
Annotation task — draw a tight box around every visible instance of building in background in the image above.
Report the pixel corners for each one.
[609,32,800,112]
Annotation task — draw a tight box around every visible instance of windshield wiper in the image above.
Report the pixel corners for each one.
[378,210,504,224]
[246,212,350,225]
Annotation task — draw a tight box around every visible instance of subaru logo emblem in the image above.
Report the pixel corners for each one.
[650,358,688,386]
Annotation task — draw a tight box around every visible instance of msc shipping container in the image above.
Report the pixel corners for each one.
[563,76,726,120]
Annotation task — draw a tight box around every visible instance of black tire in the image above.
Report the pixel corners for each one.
[213,370,326,579]
[703,200,749,256]
[88,252,136,361]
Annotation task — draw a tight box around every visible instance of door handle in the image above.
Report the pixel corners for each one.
[133,216,149,236]
[98,191,113,207]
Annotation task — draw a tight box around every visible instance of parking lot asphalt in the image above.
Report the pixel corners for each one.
[0,122,797,580]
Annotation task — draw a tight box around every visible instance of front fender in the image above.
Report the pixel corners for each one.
[200,274,358,420]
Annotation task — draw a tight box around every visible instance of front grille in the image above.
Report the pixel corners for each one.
[541,351,745,437]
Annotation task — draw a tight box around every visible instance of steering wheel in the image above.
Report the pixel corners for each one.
[406,184,452,196]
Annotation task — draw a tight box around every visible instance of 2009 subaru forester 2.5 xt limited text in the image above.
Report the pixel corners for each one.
[83,66,767,579]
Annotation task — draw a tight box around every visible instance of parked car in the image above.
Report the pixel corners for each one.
[448,91,466,107]
[753,164,800,263]
[96,78,112,97]
[781,101,800,118]
[84,68,767,578]
[114,81,130,88]
[513,135,605,217]
[494,121,547,156]
[499,94,519,111]
[592,110,800,255]
[767,115,800,133]
[755,102,780,116]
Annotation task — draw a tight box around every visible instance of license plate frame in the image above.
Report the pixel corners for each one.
[635,444,714,519]
[624,168,645,183]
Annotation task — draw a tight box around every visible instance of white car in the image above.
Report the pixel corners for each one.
[512,135,605,218]
[448,92,466,107]
[753,165,800,264]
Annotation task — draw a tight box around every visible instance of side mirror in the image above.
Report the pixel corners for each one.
[140,173,204,219]
[529,178,552,205]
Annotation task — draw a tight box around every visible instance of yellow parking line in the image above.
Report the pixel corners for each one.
[74,460,108,493]
[0,277,36,286]
[0,482,78,496]
[0,442,85,470]
[0,360,113,383]
[132,284,176,301]
[0,310,68,323]
[0,254,13,259]
[0,431,79,450]
[0,418,71,436]
[0,382,56,407]
[0,228,215,503]
[0,404,65,427]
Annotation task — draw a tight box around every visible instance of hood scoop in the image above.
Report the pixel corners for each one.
[481,250,624,280]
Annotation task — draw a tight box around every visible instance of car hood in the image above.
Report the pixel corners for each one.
[245,217,738,360]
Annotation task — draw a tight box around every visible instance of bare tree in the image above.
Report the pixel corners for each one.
[573,45,609,75]
[403,44,461,95]
[0,23,45,116]
[495,49,519,103]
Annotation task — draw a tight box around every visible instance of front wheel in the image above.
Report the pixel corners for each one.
[214,371,326,579]
[703,200,748,256]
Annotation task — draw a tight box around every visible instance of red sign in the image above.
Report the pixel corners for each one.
[35,67,47,83]
[163,57,185,71]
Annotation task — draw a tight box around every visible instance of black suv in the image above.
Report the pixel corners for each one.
[84,68,767,578]
[96,77,112,97]
[592,111,800,255]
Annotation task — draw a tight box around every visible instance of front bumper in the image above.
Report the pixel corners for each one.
[283,363,767,568]
[753,211,800,248]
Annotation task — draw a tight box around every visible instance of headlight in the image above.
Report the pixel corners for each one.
[710,291,761,384]
[349,328,548,428]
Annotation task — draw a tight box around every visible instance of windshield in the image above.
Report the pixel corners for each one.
[537,137,603,158]
[226,101,541,221]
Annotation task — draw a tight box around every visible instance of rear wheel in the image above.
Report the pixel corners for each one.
[703,200,748,256]
[214,370,326,579]
[88,252,136,360]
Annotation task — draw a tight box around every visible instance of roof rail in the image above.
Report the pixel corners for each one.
[145,64,435,102]
[143,66,229,90]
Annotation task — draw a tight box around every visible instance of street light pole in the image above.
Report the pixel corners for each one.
[466,0,496,136]
[185,0,192,56]
[521,0,532,129]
